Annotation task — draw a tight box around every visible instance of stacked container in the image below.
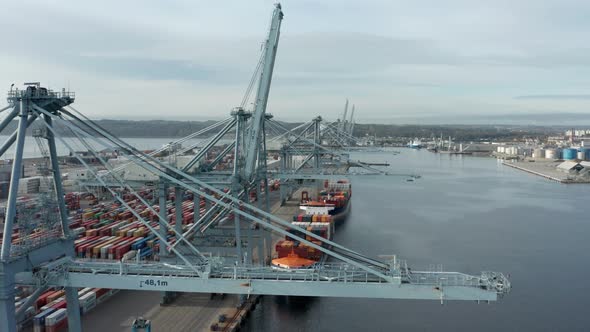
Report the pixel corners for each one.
[45,308,68,332]
[79,291,97,315]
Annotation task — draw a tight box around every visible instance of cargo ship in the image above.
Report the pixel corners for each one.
[272,179,351,269]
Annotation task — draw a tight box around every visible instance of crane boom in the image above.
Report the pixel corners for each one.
[347,104,355,134]
[340,99,349,132]
[243,3,283,181]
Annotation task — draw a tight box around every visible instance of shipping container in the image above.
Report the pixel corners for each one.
[33,308,56,332]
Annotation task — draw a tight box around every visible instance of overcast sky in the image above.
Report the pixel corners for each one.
[1,0,589,123]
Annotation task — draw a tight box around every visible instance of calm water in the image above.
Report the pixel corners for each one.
[243,148,590,332]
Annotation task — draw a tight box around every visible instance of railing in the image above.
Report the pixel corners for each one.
[53,259,509,295]
[7,89,75,101]
[406,270,511,294]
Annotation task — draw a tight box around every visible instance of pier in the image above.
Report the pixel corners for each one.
[503,161,590,183]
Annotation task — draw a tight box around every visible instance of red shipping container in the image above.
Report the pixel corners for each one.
[35,290,57,310]
[50,300,67,310]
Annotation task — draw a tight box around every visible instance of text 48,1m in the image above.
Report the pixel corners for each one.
[140,279,169,288]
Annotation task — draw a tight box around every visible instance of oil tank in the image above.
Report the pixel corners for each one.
[563,148,577,160]
[533,148,545,158]
[545,148,559,159]
[509,147,519,155]
[577,151,585,160]
[580,148,590,160]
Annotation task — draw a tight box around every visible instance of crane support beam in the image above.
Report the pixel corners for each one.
[0,106,18,134]
[0,113,37,160]
[15,260,504,301]
[48,273,496,301]
[1,101,27,260]
[206,141,235,171]
[182,118,237,172]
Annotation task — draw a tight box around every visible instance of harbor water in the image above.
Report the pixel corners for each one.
[243,148,590,332]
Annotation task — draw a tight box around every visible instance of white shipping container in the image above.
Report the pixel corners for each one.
[81,300,96,315]
[79,291,96,305]
[101,244,113,258]
[45,308,67,326]
[81,298,96,311]
[122,250,137,260]
[81,297,96,308]
[73,227,86,236]
[80,287,93,294]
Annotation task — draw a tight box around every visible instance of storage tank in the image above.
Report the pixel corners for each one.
[545,148,559,159]
[577,151,585,160]
[507,147,517,155]
[533,148,545,159]
[497,146,505,153]
[580,148,590,160]
[563,148,577,160]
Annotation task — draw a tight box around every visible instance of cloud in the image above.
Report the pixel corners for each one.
[1,0,590,121]
[71,56,217,82]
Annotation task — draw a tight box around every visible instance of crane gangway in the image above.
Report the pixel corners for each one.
[17,258,508,301]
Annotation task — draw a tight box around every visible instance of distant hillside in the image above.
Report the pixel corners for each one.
[0,119,302,138]
[352,124,562,141]
[0,118,565,141]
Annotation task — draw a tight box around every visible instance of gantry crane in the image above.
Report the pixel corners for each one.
[0,4,511,332]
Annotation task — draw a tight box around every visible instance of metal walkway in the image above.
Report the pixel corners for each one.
[16,258,509,302]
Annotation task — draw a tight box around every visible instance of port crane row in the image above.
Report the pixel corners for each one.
[0,4,510,332]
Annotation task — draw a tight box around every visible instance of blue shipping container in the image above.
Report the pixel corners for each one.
[33,307,56,327]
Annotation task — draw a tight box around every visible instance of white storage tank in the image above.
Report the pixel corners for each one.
[577,151,584,160]
[533,148,545,159]
[505,147,517,155]
[545,148,559,159]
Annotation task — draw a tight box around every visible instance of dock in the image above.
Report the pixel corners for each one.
[503,161,590,183]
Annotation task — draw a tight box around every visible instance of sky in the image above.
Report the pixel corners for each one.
[1,0,589,123]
